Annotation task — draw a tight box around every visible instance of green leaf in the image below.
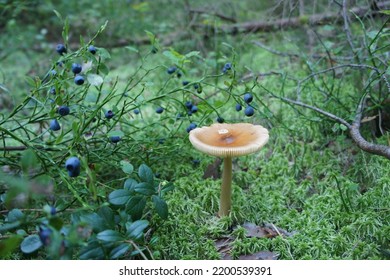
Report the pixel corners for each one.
[87,74,104,86]
[79,240,105,260]
[97,230,124,242]
[108,189,132,205]
[126,220,149,240]
[80,213,105,232]
[20,235,43,254]
[97,206,116,229]
[49,216,63,231]
[379,10,390,15]
[0,235,22,258]
[134,182,155,196]
[110,243,131,259]
[98,48,111,60]
[125,196,146,220]
[0,221,21,233]
[120,161,134,174]
[184,51,200,59]
[124,178,137,191]
[53,10,63,22]
[152,195,168,219]
[125,46,139,53]
[21,149,39,173]
[7,209,24,222]
[138,164,154,184]
[108,130,124,138]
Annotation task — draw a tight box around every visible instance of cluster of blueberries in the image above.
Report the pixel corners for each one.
[49,43,98,132]
[236,93,255,116]
[53,44,119,177]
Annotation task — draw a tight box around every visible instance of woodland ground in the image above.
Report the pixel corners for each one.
[0,0,389,260]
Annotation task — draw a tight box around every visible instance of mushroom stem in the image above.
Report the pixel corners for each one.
[219,156,232,217]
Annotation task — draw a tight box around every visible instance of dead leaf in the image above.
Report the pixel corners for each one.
[361,115,377,123]
[238,251,278,260]
[242,222,295,238]
[215,237,234,260]
[243,222,276,238]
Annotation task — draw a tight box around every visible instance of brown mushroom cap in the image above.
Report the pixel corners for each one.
[189,123,269,157]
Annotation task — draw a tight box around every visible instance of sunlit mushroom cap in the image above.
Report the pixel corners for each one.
[189,123,269,157]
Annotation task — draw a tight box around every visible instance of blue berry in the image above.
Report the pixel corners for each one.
[71,63,82,74]
[58,106,70,116]
[235,103,242,111]
[167,66,177,75]
[244,93,253,103]
[217,116,225,123]
[88,45,97,54]
[49,119,61,131]
[133,109,140,114]
[49,87,56,95]
[186,123,197,133]
[244,106,255,117]
[50,70,57,77]
[156,107,164,114]
[56,44,67,55]
[39,227,52,246]
[182,80,189,86]
[110,136,121,143]
[74,75,85,85]
[190,105,198,113]
[193,83,199,89]
[192,159,200,165]
[222,62,232,73]
[176,72,182,78]
[185,101,193,110]
[50,206,57,215]
[105,110,114,119]
[65,156,81,177]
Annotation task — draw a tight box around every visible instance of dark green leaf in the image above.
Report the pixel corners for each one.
[79,240,105,260]
[7,209,24,222]
[0,235,22,258]
[97,206,116,229]
[152,195,168,219]
[0,221,21,233]
[20,235,42,254]
[110,243,131,259]
[126,220,149,240]
[97,230,124,242]
[138,164,154,184]
[134,182,155,196]
[80,213,105,232]
[49,217,63,231]
[125,196,146,220]
[108,189,132,205]
[124,178,138,191]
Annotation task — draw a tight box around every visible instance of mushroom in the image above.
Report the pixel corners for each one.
[189,123,269,217]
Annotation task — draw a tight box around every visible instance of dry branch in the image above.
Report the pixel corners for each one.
[207,1,390,34]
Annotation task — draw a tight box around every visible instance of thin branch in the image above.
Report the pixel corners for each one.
[342,0,356,53]
[277,96,352,128]
[189,8,237,23]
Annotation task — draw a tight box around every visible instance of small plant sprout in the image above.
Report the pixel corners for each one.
[189,123,269,217]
